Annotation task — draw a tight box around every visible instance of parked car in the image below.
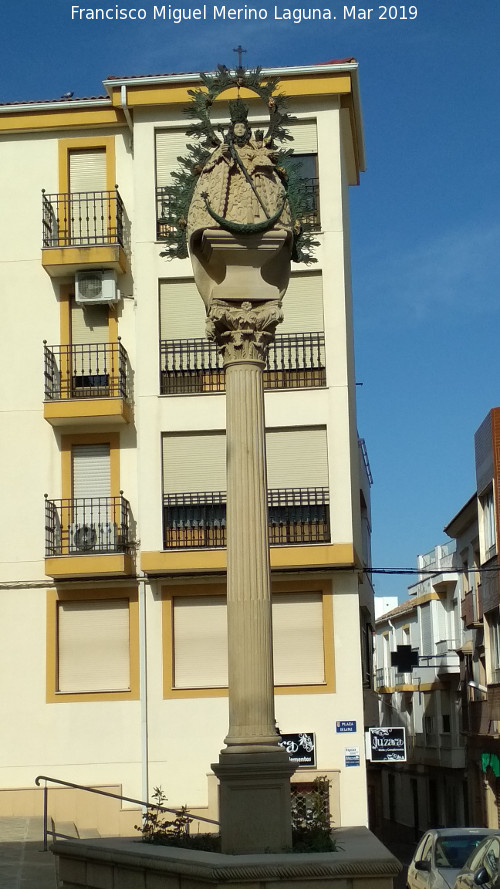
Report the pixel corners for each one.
[453,833,500,888]
[407,828,498,889]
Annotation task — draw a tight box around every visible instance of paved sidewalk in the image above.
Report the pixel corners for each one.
[0,817,58,888]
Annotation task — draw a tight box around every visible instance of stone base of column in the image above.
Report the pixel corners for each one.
[212,751,296,854]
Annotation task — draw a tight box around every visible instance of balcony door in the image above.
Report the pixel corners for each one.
[70,443,112,552]
[68,148,107,245]
[70,301,109,397]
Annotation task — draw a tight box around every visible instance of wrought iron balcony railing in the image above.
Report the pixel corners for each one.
[163,487,330,549]
[42,189,124,248]
[44,341,129,401]
[45,495,130,557]
[160,332,326,394]
[156,177,320,241]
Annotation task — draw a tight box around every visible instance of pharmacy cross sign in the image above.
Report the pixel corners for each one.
[391,645,419,673]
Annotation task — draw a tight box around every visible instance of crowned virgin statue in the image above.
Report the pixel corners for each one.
[187,99,293,253]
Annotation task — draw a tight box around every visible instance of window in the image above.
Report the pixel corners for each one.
[46,589,139,702]
[50,137,118,249]
[481,487,496,555]
[162,584,333,697]
[162,427,329,548]
[70,302,110,396]
[488,609,500,683]
[58,599,129,693]
[159,273,325,395]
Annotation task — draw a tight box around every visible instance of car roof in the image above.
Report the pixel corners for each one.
[424,828,500,838]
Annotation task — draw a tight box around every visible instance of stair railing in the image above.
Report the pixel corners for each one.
[35,774,219,852]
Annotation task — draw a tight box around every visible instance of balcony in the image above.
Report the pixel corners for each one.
[435,639,460,675]
[44,495,133,578]
[160,332,326,395]
[156,178,321,242]
[43,341,132,425]
[462,588,482,628]
[163,487,330,549]
[41,189,127,276]
[412,731,465,768]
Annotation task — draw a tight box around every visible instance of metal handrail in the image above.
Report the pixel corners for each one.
[35,774,219,851]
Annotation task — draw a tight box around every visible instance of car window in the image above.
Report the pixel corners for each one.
[435,834,491,869]
[420,835,433,863]
[467,839,495,872]
[414,833,430,862]
[484,839,500,879]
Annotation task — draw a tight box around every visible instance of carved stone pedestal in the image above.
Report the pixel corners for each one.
[191,229,291,310]
[212,752,296,854]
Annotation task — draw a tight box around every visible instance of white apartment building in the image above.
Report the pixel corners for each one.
[0,60,374,831]
[374,542,471,836]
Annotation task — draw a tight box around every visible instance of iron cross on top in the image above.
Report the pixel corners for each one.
[233,45,247,67]
[391,645,419,673]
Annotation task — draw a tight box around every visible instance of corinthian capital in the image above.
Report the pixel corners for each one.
[207,299,283,365]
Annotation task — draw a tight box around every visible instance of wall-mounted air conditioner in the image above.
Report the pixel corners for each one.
[75,270,119,305]
[68,522,118,553]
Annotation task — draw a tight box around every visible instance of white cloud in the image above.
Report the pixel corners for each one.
[355,221,500,322]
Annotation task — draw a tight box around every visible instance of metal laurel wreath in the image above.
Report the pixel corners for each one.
[159,64,318,263]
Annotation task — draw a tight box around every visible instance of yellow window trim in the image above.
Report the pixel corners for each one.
[161,579,334,699]
[58,136,116,193]
[61,431,120,500]
[46,586,139,703]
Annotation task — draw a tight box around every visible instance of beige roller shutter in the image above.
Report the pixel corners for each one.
[159,279,206,339]
[266,427,328,489]
[69,149,107,192]
[281,272,323,334]
[171,593,324,689]
[163,432,226,493]
[287,120,318,154]
[71,303,108,344]
[156,130,193,187]
[72,443,110,498]
[57,599,130,693]
[273,593,324,685]
[173,595,228,688]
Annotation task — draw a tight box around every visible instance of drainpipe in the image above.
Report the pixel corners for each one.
[120,85,133,140]
[138,574,149,807]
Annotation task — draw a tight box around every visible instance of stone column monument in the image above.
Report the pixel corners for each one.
[160,64,317,854]
[187,103,296,853]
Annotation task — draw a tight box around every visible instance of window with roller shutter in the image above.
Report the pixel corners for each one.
[171,592,325,690]
[159,272,325,393]
[161,427,329,548]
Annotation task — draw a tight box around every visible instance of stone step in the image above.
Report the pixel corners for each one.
[52,820,79,840]
[78,827,101,839]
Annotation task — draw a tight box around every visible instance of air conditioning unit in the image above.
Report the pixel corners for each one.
[68,522,118,553]
[75,270,119,305]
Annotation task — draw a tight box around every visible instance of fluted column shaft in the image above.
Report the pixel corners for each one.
[224,358,278,750]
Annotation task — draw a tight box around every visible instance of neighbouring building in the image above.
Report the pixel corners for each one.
[446,409,500,828]
[374,541,470,838]
[0,59,375,832]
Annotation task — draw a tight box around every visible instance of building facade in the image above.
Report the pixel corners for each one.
[374,542,469,837]
[446,409,500,828]
[0,60,374,830]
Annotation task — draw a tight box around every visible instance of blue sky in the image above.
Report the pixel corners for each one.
[2,1,500,600]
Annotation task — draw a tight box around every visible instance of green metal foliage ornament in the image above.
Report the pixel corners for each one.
[159,64,318,263]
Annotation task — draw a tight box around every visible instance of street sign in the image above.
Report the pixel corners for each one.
[344,746,360,767]
[336,720,356,733]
